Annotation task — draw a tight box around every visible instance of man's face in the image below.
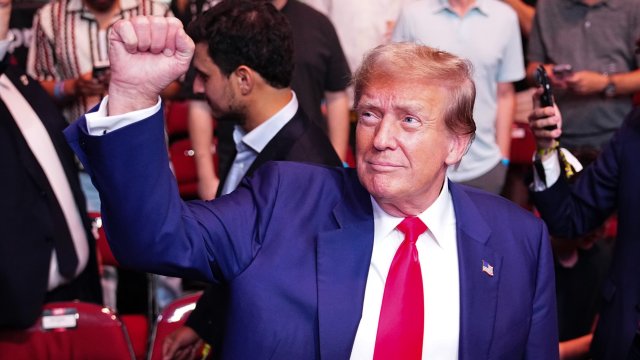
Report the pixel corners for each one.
[83,0,116,13]
[192,43,244,123]
[355,77,468,215]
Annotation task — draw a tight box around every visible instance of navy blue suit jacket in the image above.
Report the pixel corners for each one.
[533,107,640,360]
[188,107,342,346]
[66,107,559,359]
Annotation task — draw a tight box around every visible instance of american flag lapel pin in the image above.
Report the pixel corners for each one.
[482,260,494,277]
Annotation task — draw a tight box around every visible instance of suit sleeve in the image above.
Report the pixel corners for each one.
[64,107,281,283]
[531,111,627,238]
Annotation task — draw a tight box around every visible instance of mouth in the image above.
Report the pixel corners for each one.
[366,160,403,172]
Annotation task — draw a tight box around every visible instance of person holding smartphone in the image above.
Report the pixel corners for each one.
[529,76,640,359]
[526,0,640,153]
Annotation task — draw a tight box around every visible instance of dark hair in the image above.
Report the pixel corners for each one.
[187,0,294,88]
[353,42,476,138]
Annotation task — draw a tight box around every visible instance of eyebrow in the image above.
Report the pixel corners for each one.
[356,99,426,114]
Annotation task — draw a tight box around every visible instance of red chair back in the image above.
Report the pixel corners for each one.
[165,100,218,199]
[510,122,536,165]
[0,301,135,360]
[147,292,203,360]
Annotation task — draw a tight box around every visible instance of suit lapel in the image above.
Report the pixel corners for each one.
[246,109,307,176]
[4,68,65,196]
[317,171,374,360]
[449,182,502,360]
[214,122,236,197]
[8,67,90,220]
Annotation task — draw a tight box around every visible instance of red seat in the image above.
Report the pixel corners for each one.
[510,122,536,165]
[165,100,219,199]
[0,301,135,359]
[88,212,150,359]
[147,292,205,360]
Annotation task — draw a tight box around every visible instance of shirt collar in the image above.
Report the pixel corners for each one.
[565,0,618,10]
[433,0,489,16]
[234,91,298,154]
[371,179,456,249]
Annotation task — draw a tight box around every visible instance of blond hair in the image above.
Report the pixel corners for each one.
[353,42,476,137]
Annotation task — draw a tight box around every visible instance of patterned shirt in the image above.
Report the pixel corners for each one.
[27,0,172,123]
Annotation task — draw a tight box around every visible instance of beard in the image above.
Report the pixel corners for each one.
[206,86,247,127]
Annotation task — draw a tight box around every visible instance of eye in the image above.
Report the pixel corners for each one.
[358,110,379,126]
[195,70,209,82]
[402,116,421,127]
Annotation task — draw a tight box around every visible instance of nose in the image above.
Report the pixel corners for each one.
[192,75,204,95]
[372,117,397,151]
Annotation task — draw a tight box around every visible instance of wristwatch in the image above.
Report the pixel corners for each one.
[604,74,616,98]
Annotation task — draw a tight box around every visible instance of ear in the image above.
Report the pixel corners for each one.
[233,66,253,95]
[444,132,472,166]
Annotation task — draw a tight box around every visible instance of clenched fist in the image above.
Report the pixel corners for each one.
[107,16,195,115]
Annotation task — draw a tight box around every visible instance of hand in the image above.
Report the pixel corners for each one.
[162,326,203,360]
[75,72,108,97]
[107,15,194,115]
[0,0,11,40]
[565,70,608,95]
[528,87,563,151]
[537,63,570,90]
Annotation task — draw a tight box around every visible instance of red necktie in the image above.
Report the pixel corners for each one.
[373,217,427,360]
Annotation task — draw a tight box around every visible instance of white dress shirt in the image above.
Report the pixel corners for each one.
[350,180,460,359]
[531,148,583,191]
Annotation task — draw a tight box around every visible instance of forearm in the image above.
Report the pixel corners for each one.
[559,334,592,360]
[325,90,350,161]
[188,100,219,199]
[608,69,640,96]
[38,78,78,101]
[0,1,9,41]
[496,82,516,158]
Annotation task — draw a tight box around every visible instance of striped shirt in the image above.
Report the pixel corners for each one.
[27,0,172,123]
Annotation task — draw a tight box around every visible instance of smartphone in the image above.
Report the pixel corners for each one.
[535,65,557,130]
[552,64,573,79]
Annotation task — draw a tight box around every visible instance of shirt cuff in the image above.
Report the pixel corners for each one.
[85,96,162,136]
[531,148,583,191]
[0,32,15,63]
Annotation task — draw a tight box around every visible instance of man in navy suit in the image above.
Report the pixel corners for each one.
[529,89,640,359]
[65,3,559,358]
[158,2,342,358]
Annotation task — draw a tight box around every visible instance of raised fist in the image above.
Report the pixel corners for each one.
[107,16,195,115]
